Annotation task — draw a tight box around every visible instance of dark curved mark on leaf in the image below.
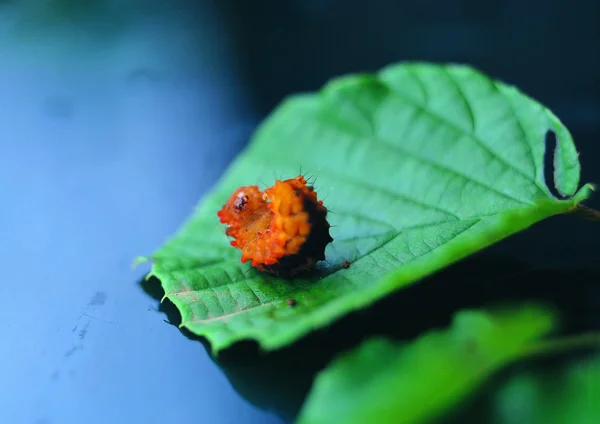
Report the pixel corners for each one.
[543,129,571,200]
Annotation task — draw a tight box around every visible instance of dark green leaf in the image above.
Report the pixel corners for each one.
[296,304,556,424]
[137,62,593,352]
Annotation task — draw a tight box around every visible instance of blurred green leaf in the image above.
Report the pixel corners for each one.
[296,304,556,424]
[139,62,592,352]
[492,353,600,424]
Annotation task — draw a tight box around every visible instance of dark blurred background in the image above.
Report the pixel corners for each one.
[1,1,598,424]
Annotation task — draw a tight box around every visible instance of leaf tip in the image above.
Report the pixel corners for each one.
[570,182,597,208]
[209,340,223,357]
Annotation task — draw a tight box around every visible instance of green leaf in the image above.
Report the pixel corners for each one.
[295,304,557,424]
[139,62,593,352]
[492,354,600,424]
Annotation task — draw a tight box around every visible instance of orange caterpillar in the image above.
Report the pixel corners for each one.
[217,175,333,276]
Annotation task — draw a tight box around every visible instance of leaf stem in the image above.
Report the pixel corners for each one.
[566,205,600,222]
[518,332,600,361]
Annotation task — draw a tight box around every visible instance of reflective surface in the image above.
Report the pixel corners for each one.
[2,1,599,424]
[0,2,280,424]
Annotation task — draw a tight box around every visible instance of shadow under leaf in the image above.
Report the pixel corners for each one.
[139,253,600,423]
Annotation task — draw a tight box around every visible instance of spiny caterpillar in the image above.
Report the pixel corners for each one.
[217,175,333,276]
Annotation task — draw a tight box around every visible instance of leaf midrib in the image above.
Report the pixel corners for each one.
[257,104,540,209]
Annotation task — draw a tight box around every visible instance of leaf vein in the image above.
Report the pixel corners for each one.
[492,80,542,191]
[303,106,534,206]
[441,66,476,132]
[262,157,463,220]
[380,71,539,187]
[332,209,397,232]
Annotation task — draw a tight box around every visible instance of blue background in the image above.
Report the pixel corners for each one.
[1,1,598,424]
